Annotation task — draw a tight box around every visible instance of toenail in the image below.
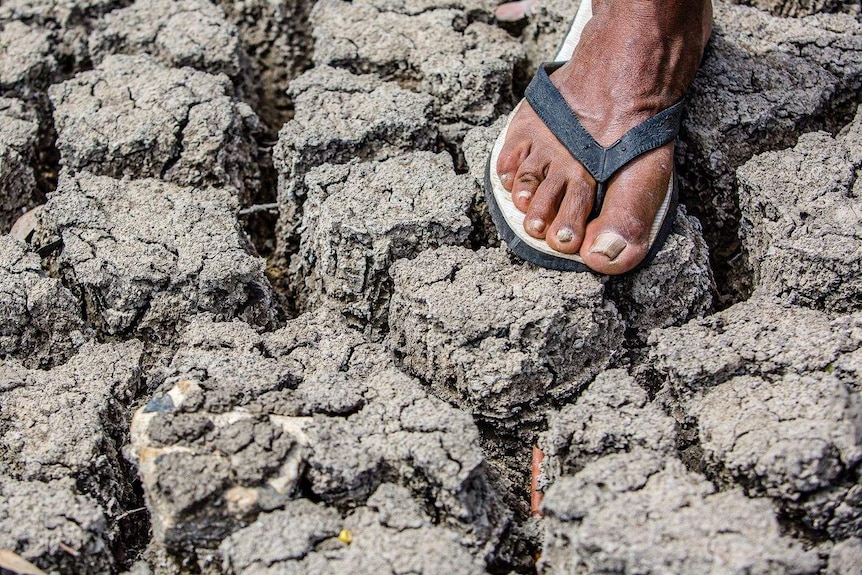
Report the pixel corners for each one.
[500,173,511,184]
[517,190,532,201]
[556,228,574,243]
[528,219,545,233]
[590,232,627,261]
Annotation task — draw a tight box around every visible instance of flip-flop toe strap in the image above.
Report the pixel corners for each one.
[524,63,684,215]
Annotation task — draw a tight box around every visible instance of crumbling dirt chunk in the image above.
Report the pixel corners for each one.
[0,21,58,101]
[89,0,246,82]
[273,66,437,249]
[539,369,678,488]
[738,114,862,311]
[650,299,862,536]
[0,340,142,513]
[293,153,475,329]
[0,235,91,368]
[694,372,862,538]
[519,0,583,71]
[311,0,524,127]
[49,54,260,199]
[0,0,129,72]
[40,171,274,337]
[827,537,862,575]
[0,478,114,574]
[650,298,862,398]
[728,0,856,17]
[132,311,507,557]
[388,246,624,424]
[220,485,486,575]
[0,98,40,231]
[539,451,822,574]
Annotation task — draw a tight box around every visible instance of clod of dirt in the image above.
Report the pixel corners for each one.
[388,245,624,424]
[539,369,678,488]
[273,66,437,251]
[650,298,862,537]
[539,450,822,574]
[89,0,247,83]
[311,0,524,130]
[827,537,862,574]
[694,372,862,538]
[292,152,475,330]
[39,171,274,338]
[132,310,507,561]
[738,110,862,311]
[0,21,58,98]
[219,485,486,575]
[728,0,858,17]
[0,98,40,231]
[0,235,92,368]
[0,478,114,574]
[49,54,260,201]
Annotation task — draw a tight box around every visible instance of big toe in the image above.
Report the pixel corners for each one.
[580,146,674,275]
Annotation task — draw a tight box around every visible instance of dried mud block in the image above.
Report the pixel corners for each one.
[220,485,486,575]
[519,0,582,71]
[728,0,853,17]
[0,0,128,71]
[273,66,437,246]
[649,297,862,399]
[0,478,113,574]
[681,5,841,241]
[40,171,273,337]
[132,311,507,556]
[312,0,524,127]
[49,54,260,199]
[388,246,624,423]
[0,340,142,513]
[294,153,474,329]
[0,21,58,98]
[89,0,246,82]
[608,207,713,337]
[694,373,862,538]
[0,98,40,231]
[539,451,822,574]
[214,0,314,130]
[539,370,678,488]
[738,124,862,311]
[0,235,91,368]
[827,538,862,575]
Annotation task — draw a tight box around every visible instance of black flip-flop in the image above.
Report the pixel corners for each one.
[485,2,682,273]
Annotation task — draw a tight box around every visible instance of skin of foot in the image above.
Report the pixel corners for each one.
[496,0,712,274]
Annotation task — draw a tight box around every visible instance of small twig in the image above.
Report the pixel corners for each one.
[115,507,147,521]
[58,544,79,557]
[238,203,279,216]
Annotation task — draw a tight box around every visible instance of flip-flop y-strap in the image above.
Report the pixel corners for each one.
[525,62,684,220]
[484,63,684,273]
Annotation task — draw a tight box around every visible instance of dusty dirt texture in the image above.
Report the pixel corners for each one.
[0,235,92,368]
[88,0,247,85]
[273,66,438,252]
[388,246,623,424]
[539,451,822,575]
[650,297,862,537]
[39,171,274,339]
[738,109,862,311]
[129,309,508,566]
[1,0,861,572]
[49,54,260,201]
[0,98,40,231]
[292,153,475,331]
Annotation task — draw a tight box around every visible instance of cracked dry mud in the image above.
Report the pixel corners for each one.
[0,0,860,573]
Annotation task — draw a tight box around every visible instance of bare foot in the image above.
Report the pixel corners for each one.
[496,0,712,274]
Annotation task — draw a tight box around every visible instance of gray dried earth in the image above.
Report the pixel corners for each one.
[0,0,860,573]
